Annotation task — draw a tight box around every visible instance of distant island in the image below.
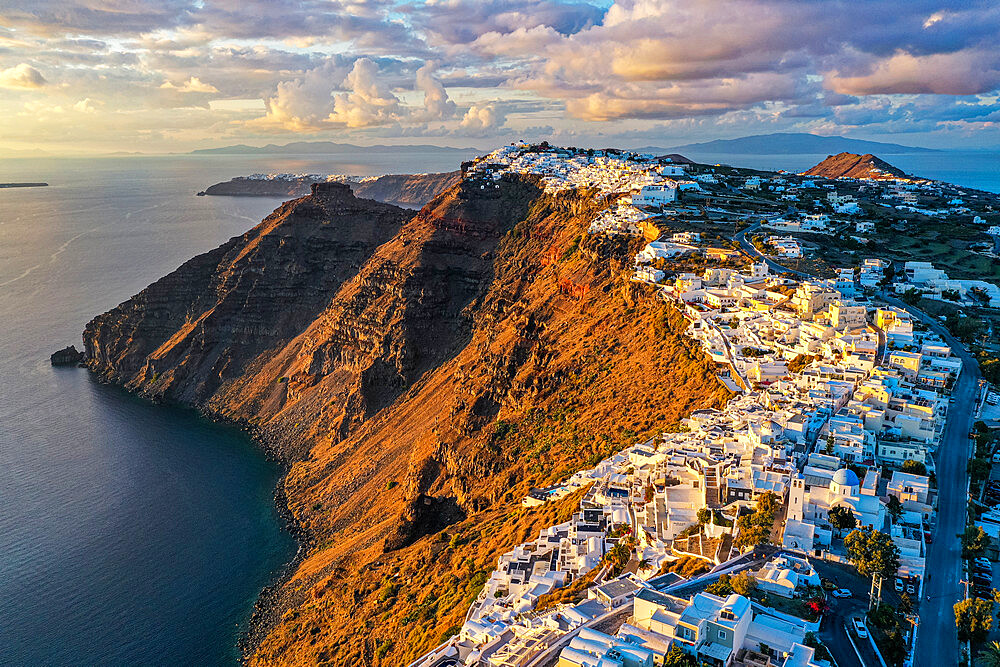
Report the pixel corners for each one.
[189,141,481,156]
[199,171,461,209]
[0,182,48,188]
[803,152,911,180]
[661,132,937,155]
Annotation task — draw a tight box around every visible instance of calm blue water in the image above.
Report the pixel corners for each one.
[0,152,468,666]
[678,150,1000,193]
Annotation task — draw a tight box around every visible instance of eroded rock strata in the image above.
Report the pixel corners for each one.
[84,172,730,666]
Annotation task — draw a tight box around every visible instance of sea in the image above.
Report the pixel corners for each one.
[0,151,473,667]
[0,148,995,666]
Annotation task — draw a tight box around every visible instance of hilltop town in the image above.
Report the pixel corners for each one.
[409,143,1000,667]
[80,141,1000,667]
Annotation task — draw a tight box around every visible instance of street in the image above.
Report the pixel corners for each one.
[729,228,982,665]
[733,222,815,279]
[881,294,982,667]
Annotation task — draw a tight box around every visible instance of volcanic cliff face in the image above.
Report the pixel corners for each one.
[201,171,461,209]
[83,171,731,666]
[803,152,909,180]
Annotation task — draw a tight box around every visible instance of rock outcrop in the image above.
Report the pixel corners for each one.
[50,345,84,365]
[82,169,731,666]
[803,152,909,180]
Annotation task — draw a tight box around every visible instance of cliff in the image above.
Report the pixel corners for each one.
[353,171,461,208]
[83,172,731,666]
[802,152,909,180]
[201,171,461,209]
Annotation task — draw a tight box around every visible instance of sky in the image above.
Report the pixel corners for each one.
[2,0,1000,155]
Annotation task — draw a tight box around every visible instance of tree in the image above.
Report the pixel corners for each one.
[901,288,922,305]
[663,645,696,667]
[732,570,758,597]
[845,527,900,606]
[884,630,907,666]
[756,491,780,515]
[901,459,926,476]
[735,492,781,550]
[697,507,712,525]
[706,574,734,596]
[828,506,857,538]
[899,592,913,614]
[963,525,991,560]
[887,495,904,521]
[977,641,1000,667]
[955,598,994,643]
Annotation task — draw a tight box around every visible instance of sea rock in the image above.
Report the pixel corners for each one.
[50,345,84,366]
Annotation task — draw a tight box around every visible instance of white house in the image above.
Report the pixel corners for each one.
[632,183,678,207]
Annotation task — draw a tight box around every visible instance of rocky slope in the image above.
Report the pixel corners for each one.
[802,152,909,180]
[83,171,731,666]
[201,171,461,209]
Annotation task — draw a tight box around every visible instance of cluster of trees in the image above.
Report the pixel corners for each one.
[705,571,758,598]
[603,535,640,578]
[735,491,780,549]
[955,594,999,644]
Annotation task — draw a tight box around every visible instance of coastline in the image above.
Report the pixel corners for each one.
[237,423,309,663]
[80,365,308,664]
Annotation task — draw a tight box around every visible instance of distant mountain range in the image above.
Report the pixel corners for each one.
[653,132,937,155]
[189,141,481,156]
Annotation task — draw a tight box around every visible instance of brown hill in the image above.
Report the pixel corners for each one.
[201,171,461,209]
[802,152,909,180]
[83,173,731,666]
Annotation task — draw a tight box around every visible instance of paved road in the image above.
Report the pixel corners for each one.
[730,228,984,664]
[880,293,982,667]
[733,222,814,279]
[729,228,982,664]
[814,560,885,667]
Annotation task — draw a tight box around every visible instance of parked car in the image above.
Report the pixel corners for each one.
[832,589,852,598]
[976,558,993,568]
[895,579,904,592]
[906,584,916,594]
[924,533,933,544]
[822,578,837,591]
[852,618,869,639]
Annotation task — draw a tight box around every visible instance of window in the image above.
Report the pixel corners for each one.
[718,630,727,640]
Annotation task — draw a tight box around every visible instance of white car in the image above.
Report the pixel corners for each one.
[853,618,869,639]
[831,589,852,598]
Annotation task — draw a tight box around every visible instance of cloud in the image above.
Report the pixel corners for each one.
[0,63,47,89]
[72,97,100,113]
[409,0,605,46]
[328,57,404,128]
[254,59,348,131]
[414,60,456,120]
[459,102,507,134]
[827,49,1000,96]
[160,76,219,93]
